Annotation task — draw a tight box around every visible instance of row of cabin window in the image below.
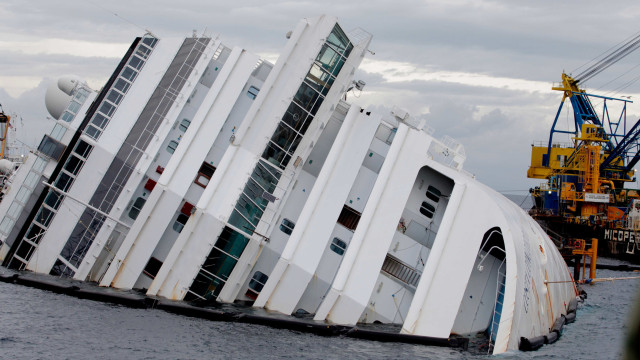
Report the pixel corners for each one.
[279,218,347,256]
[420,185,442,219]
[129,197,190,234]
[166,84,260,153]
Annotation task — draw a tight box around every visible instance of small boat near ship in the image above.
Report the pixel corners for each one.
[0,15,577,354]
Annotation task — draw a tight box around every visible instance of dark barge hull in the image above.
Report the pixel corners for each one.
[536,216,640,264]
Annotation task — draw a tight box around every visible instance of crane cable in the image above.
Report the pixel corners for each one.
[574,33,640,84]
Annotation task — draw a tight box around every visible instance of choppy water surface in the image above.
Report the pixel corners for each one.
[1,263,639,360]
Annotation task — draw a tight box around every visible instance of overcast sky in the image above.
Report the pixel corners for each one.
[2,0,640,194]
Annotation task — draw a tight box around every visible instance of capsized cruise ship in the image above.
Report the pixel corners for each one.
[0,15,577,354]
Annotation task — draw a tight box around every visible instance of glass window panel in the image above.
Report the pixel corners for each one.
[128,55,144,70]
[74,140,93,159]
[64,155,83,175]
[282,102,311,133]
[121,66,137,82]
[15,240,35,260]
[0,217,14,235]
[420,201,435,218]
[179,119,190,132]
[50,124,66,140]
[426,186,442,203]
[142,36,157,48]
[68,100,81,114]
[16,186,29,204]
[38,135,66,161]
[261,141,288,168]
[253,161,280,192]
[7,202,21,218]
[234,193,264,227]
[74,89,89,102]
[247,86,260,100]
[61,111,75,123]
[293,82,321,114]
[330,237,347,255]
[330,56,346,77]
[106,90,123,105]
[55,172,73,192]
[316,44,340,73]
[327,25,350,54]
[24,172,39,189]
[45,191,63,210]
[128,197,146,220]
[91,113,109,129]
[173,213,189,233]
[85,125,101,139]
[305,64,335,96]
[228,209,256,234]
[98,102,115,117]
[167,140,179,154]
[34,156,48,173]
[136,45,152,59]
[279,218,295,235]
[269,123,299,153]
[113,78,131,93]
[35,206,54,227]
[343,43,354,58]
[248,271,268,292]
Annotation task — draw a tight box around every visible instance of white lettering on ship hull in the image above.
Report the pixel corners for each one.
[604,229,640,254]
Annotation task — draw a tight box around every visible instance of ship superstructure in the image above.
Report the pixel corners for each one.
[0,15,577,354]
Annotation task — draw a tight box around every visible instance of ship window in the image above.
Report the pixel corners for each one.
[173,213,189,233]
[38,135,66,161]
[98,102,115,117]
[337,205,361,231]
[61,111,75,123]
[44,191,62,210]
[420,201,435,218]
[166,140,179,154]
[128,55,144,70]
[279,218,295,235]
[67,100,81,114]
[64,155,83,175]
[54,172,73,192]
[50,124,66,140]
[426,186,441,203]
[74,140,93,159]
[194,162,216,188]
[106,89,123,105]
[179,119,191,132]
[330,237,347,256]
[91,113,109,129]
[142,36,157,48]
[248,271,268,293]
[128,197,146,220]
[113,78,130,93]
[247,86,260,100]
[143,257,163,279]
[121,66,138,82]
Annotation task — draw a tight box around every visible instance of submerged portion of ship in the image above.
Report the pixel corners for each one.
[0,15,576,354]
[528,73,640,264]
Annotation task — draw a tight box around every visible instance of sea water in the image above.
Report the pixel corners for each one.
[1,264,638,359]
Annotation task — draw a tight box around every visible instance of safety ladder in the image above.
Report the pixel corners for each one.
[488,259,506,354]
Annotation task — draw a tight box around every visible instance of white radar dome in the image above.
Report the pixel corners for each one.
[45,75,89,120]
[0,158,14,175]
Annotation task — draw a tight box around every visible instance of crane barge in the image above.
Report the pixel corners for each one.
[528,71,640,264]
